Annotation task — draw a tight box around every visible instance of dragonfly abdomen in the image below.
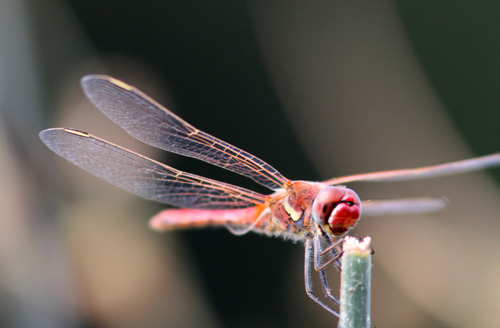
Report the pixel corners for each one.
[149,207,262,231]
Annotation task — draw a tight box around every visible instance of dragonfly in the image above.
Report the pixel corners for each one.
[39,75,500,317]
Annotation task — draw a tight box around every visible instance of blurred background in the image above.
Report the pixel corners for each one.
[1,0,500,327]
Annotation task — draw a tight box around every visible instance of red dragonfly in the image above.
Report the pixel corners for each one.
[40,75,500,317]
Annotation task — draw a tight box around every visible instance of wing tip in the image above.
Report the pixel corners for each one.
[39,127,61,144]
[81,74,133,92]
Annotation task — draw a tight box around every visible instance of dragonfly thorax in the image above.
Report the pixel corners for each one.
[311,186,361,236]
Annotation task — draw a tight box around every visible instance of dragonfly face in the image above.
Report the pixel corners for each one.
[311,186,361,236]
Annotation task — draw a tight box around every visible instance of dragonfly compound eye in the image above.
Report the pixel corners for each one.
[312,187,361,236]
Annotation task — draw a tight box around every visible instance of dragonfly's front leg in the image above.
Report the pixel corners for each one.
[313,235,342,304]
[304,238,340,317]
[313,234,343,271]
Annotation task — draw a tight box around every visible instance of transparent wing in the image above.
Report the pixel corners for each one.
[361,196,448,216]
[39,128,267,209]
[324,153,500,185]
[80,75,290,190]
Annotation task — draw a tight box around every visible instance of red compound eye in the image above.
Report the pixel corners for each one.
[312,187,361,236]
[312,187,345,223]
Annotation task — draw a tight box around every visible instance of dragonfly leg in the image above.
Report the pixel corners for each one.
[318,266,340,305]
[313,236,341,305]
[319,236,344,256]
[304,239,340,317]
[324,235,343,271]
[313,235,343,271]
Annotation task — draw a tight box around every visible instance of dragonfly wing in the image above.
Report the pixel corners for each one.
[40,128,267,209]
[361,196,448,216]
[80,75,289,190]
[325,153,500,185]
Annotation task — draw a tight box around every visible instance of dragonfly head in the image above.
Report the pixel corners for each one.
[312,186,361,236]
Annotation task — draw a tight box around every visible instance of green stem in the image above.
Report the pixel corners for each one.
[339,236,372,328]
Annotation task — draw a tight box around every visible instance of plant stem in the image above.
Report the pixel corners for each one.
[339,236,372,328]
